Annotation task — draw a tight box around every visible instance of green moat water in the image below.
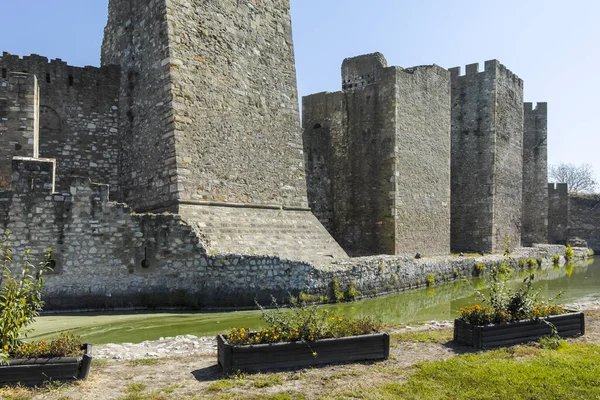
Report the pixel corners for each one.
[29,258,600,344]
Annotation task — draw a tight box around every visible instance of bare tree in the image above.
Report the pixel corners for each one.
[549,163,598,194]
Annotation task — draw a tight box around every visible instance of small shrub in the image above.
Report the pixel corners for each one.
[298,292,320,303]
[345,280,359,300]
[319,295,330,303]
[453,268,459,278]
[226,298,382,345]
[565,244,575,261]
[519,258,527,268]
[589,249,595,257]
[538,334,563,350]
[459,272,567,325]
[427,273,435,286]
[527,257,536,267]
[552,254,561,265]
[536,256,543,267]
[10,333,83,359]
[391,273,399,281]
[498,263,512,275]
[331,277,344,302]
[378,263,385,272]
[474,262,486,275]
[0,233,53,364]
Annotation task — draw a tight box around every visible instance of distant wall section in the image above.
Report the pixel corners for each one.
[568,194,600,251]
[0,73,39,188]
[548,183,568,244]
[522,102,548,245]
[0,53,120,195]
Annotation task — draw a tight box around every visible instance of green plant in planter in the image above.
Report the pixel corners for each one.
[459,270,566,325]
[226,298,382,346]
[0,233,53,364]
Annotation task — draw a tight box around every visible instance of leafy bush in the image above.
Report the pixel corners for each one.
[474,262,486,275]
[527,257,536,267]
[497,263,512,276]
[519,258,527,267]
[589,249,595,257]
[9,334,83,359]
[0,233,53,364]
[226,298,382,346]
[565,245,575,261]
[427,273,435,286]
[459,271,566,325]
[331,277,344,302]
[345,280,359,300]
[552,254,561,265]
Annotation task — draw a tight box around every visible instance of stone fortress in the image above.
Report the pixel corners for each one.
[0,0,595,310]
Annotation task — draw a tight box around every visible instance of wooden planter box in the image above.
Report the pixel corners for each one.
[454,312,585,348]
[217,333,389,374]
[0,344,92,386]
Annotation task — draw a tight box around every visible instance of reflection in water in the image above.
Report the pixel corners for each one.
[322,257,600,326]
[30,258,600,342]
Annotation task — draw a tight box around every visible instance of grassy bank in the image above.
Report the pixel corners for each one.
[2,318,600,400]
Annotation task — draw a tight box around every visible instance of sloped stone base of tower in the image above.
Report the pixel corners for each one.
[179,204,347,265]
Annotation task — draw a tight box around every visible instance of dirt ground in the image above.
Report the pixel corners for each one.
[5,307,600,400]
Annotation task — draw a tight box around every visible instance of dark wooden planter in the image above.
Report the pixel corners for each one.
[454,312,585,348]
[0,344,92,386]
[217,333,389,374]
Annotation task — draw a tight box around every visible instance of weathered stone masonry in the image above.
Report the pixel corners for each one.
[449,61,524,253]
[99,0,347,263]
[0,157,586,310]
[0,1,588,310]
[0,53,120,197]
[522,102,548,246]
[0,73,39,188]
[303,53,451,257]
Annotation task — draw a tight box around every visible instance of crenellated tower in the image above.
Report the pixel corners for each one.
[449,60,524,253]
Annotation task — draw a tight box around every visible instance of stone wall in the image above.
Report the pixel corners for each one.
[394,65,451,256]
[0,73,39,188]
[101,0,177,211]
[449,61,523,253]
[165,0,307,209]
[548,183,568,244]
[522,102,548,245]
[0,53,120,196]
[568,194,600,251]
[303,54,450,257]
[0,157,585,310]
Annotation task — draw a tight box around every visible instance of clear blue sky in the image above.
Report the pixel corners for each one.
[1,1,598,182]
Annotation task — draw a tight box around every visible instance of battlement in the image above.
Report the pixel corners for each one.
[0,52,120,90]
[449,60,523,88]
[524,102,548,113]
[342,52,388,91]
[548,182,568,195]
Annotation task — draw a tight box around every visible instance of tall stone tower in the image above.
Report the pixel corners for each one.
[101,0,346,263]
[303,53,451,257]
[449,61,524,253]
[522,102,548,246]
